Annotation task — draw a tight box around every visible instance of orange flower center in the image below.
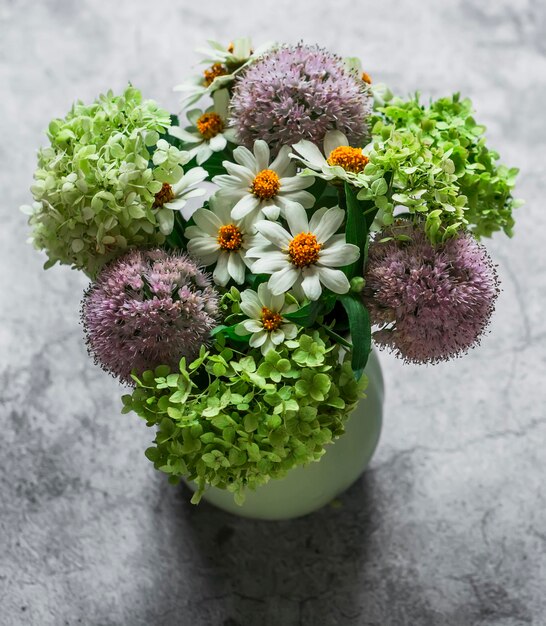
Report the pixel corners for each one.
[261,307,283,332]
[203,63,228,86]
[327,146,369,174]
[251,169,281,200]
[361,71,372,84]
[217,224,243,251]
[196,112,224,140]
[153,183,175,208]
[288,232,322,268]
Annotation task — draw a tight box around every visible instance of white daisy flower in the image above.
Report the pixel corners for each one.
[236,282,298,355]
[173,39,273,107]
[184,194,257,286]
[212,140,315,222]
[290,130,370,185]
[169,92,237,166]
[153,166,208,235]
[247,204,360,301]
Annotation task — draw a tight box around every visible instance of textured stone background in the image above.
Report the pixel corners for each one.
[1,0,545,624]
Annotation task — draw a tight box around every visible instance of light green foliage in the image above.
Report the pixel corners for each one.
[26,86,184,276]
[122,329,367,505]
[358,93,520,240]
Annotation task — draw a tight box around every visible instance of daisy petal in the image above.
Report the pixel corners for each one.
[251,253,287,274]
[250,331,268,348]
[319,242,360,266]
[301,267,322,301]
[270,329,285,345]
[233,145,258,172]
[268,266,299,295]
[316,267,350,294]
[231,194,261,220]
[213,252,230,286]
[256,221,292,248]
[253,140,270,171]
[228,252,246,284]
[291,140,327,168]
[324,130,349,156]
[192,208,223,235]
[285,203,309,237]
[270,145,295,177]
[243,319,263,333]
[279,176,315,192]
[314,206,345,242]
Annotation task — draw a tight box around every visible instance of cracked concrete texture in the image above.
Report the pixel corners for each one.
[1,0,545,624]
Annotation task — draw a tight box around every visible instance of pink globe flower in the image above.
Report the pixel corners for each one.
[81,249,219,384]
[230,44,371,155]
[363,224,500,363]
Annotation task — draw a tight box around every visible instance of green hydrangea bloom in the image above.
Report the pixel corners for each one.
[25,86,185,276]
[122,329,367,505]
[359,93,520,240]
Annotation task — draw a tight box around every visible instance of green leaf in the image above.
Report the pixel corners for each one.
[284,292,336,328]
[343,182,367,279]
[339,294,371,380]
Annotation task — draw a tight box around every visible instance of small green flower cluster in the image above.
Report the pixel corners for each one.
[122,328,367,504]
[26,86,184,276]
[360,93,520,241]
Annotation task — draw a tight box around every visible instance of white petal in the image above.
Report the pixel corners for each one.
[233,145,259,172]
[227,252,246,284]
[279,176,314,192]
[240,289,262,314]
[281,190,315,209]
[291,140,327,167]
[261,202,281,220]
[187,109,202,125]
[187,237,220,260]
[316,267,350,294]
[256,221,292,248]
[301,267,322,301]
[213,174,247,189]
[314,206,345,243]
[282,323,298,340]
[253,140,270,171]
[285,203,310,237]
[196,145,214,165]
[270,145,295,177]
[169,127,202,143]
[319,242,360,267]
[192,208,223,235]
[223,161,254,182]
[251,252,287,274]
[176,167,207,190]
[213,253,231,286]
[209,134,227,151]
[268,266,299,295]
[231,194,261,220]
[308,207,330,231]
[323,130,349,156]
[243,319,264,333]
[270,329,285,345]
[250,331,268,348]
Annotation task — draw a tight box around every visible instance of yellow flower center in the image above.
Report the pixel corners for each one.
[217,224,243,251]
[327,146,369,174]
[251,169,281,200]
[288,232,322,268]
[196,112,224,140]
[261,307,283,332]
[361,71,372,84]
[227,42,235,53]
[203,63,228,86]
[153,183,175,208]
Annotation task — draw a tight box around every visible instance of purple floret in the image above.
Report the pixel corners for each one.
[81,249,220,384]
[230,44,372,154]
[363,224,500,364]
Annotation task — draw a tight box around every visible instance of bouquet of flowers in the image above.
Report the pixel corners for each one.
[22,38,520,505]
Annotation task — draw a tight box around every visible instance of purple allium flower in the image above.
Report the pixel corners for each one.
[230,44,372,154]
[81,249,220,384]
[362,223,500,364]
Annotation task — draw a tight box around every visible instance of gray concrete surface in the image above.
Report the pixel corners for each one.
[1,1,545,624]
